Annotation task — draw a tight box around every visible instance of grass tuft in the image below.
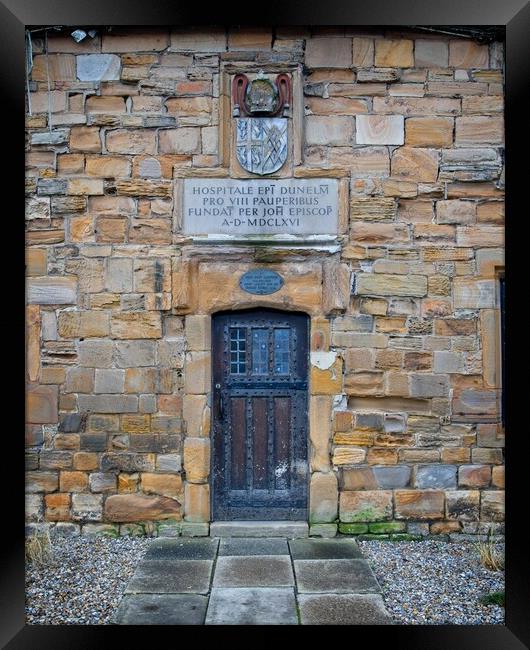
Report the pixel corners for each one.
[479,591,505,607]
[25,530,53,566]
[474,526,504,572]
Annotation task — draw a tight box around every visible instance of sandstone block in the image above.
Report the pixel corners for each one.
[480,491,504,522]
[356,115,404,145]
[340,467,377,490]
[77,54,121,81]
[310,472,338,523]
[184,483,209,522]
[31,54,76,81]
[88,472,116,493]
[133,258,171,293]
[352,38,374,67]
[350,197,396,221]
[455,117,503,146]
[69,126,101,153]
[436,200,476,225]
[45,493,70,521]
[68,178,104,196]
[111,313,162,339]
[446,490,480,521]
[85,155,130,178]
[305,38,352,68]
[158,128,201,154]
[332,447,366,465]
[106,129,157,155]
[367,448,398,465]
[433,351,464,374]
[27,277,77,305]
[405,117,453,147]
[94,369,125,394]
[449,40,489,68]
[182,394,209,437]
[73,452,98,471]
[26,385,58,424]
[331,332,387,349]
[453,279,495,309]
[309,395,332,472]
[458,465,491,488]
[115,341,156,368]
[356,273,427,298]
[185,315,211,351]
[105,493,181,522]
[339,490,393,522]
[78,340,113,368]
[102,29,169,53]
[410,374,449,398]
[415,40,449,68]
[129,219,171,244]
[344,371,384,396]
[471,448,503,465]
[77,394,138,413]
[183,438,210,483]
[141,472,183,498]
[59,470,88,492]
[373,466,411,489]
[456,226,503,248]
[184,351,211,394]
[157,454,182,473]
[95,217,128,243]
[375,39,413,67]
[170,27,226,52]
[72,494,103,521]
[305,115,353,146]
[395,490,444,520]
[391,147,439,182]
[415,464,457,489]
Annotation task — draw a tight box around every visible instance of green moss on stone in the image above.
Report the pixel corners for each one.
[368,522,406,534]
[338,523,369,535]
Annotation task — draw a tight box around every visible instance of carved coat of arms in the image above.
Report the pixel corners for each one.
[232,72,291,175]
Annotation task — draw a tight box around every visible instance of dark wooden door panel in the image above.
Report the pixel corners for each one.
[212,309,309,521]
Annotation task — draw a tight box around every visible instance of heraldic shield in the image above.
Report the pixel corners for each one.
[236,118,287,175]
[232,72,291,176]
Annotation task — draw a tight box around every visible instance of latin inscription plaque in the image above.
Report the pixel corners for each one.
[182,178,338,238]
[239,269,284,295]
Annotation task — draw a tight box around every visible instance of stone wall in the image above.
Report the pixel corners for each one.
[25,27,505,539]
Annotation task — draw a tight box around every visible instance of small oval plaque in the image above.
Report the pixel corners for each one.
[239,269,284,295]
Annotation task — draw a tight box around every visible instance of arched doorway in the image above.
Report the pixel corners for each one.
[211,308,309,520]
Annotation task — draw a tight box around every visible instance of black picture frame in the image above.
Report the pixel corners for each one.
[9,0,527,645]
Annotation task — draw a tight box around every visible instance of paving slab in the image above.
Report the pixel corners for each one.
[212,555,294,587]
[294,559,381,594]
[205,588,298,625]
[114,593,208,625]
[219,537,289,556]
[298,594,392,625]
[289,538,364,560]
[144,537,219,561]
[209,521,308,537]
[125,559,213,594]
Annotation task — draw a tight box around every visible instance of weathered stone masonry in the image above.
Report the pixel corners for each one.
[25,27,505,538]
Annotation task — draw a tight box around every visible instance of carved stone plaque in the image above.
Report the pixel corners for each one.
[239,269,284,295]
[182,178,339,239]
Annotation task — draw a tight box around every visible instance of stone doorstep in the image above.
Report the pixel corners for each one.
[209,520,309,537]
[116,536,393,625]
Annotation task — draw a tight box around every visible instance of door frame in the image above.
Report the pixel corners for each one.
[179,260,344,528]
[210,308,310,521]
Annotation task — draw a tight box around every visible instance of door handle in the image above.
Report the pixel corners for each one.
[218,392,224,419]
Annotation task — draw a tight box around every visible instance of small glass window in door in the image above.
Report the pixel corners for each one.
[274,328,290,375]
[230,328,246,374]
[251,329,269,375]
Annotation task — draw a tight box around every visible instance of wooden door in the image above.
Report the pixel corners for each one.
[212,309,309,520]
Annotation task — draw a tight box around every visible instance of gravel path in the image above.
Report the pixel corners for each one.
[26,535,150,625]
[358,539,505,625]
[26,536,505,625]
